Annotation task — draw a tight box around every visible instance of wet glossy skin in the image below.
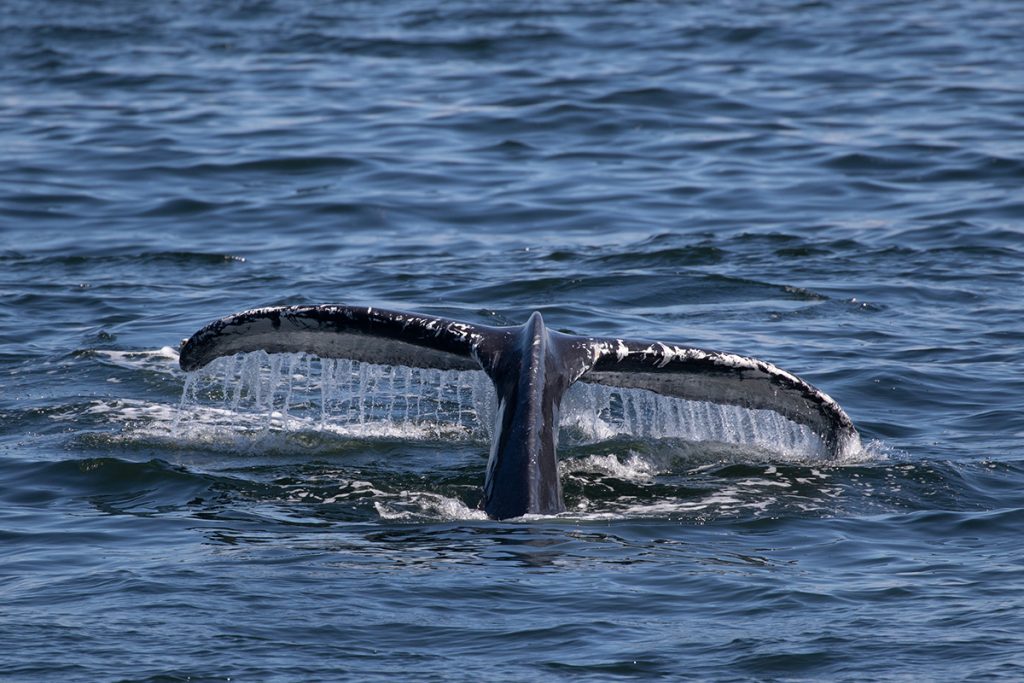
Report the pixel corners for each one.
[480,312,568,519]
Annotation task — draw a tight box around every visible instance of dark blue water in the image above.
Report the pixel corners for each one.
[3,1,1024,680]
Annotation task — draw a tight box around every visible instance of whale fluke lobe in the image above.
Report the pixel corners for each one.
[582,338,859,459]
[179,305,860,519]
[178,305,486,373]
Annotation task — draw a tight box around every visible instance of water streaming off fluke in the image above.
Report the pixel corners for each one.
[176,351,842,460]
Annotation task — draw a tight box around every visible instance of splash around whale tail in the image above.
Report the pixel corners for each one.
[178,305,860,518]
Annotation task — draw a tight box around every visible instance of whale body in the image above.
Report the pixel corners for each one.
[179,305,859,519]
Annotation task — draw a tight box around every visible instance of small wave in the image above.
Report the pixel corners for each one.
[820,151,931,173]
[592,245,726,268]
[0,252,246,267]
[80,347,181,374]
[374,493,488,522]
[138,197,227,217]
[141,156,363,176]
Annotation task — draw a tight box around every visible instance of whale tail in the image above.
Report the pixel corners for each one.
[179,305,859,519]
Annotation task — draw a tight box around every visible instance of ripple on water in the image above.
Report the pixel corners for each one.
[3,0,1024,679]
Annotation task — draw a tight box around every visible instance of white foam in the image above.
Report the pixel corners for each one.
[90,346,181,372]
[373,492,489,521]
[560,452,663,481]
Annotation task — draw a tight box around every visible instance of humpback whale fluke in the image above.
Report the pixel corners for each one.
[179,305,859,519]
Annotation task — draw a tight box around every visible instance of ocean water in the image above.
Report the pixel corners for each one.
[2,0,1024,680]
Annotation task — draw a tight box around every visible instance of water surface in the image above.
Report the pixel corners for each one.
[2,1,1023,680]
